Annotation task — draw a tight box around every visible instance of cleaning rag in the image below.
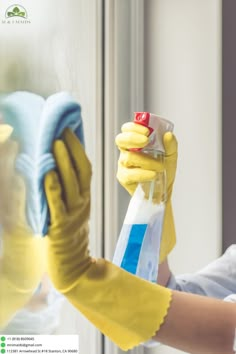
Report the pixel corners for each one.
[0,91,84,236]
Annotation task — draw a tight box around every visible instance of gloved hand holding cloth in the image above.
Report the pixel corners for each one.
[115,121,178,263]
[45,128,173,351]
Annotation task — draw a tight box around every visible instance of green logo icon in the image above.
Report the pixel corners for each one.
[5,5,27,19]
[1,344,5,348]
[1,349,5,353]
[0,338,5,342]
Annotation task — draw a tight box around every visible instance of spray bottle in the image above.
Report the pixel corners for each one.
[113,112,174,283]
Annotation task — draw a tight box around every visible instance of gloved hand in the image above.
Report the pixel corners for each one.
[115,122,178,263]
[0,126,45,328]
[45,128,172,351]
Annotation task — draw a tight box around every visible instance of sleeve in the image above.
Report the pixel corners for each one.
[224,294,236,303]
[167,245,236,300]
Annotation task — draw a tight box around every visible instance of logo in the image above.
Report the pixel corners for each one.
[5,4,27,18]
[2,4,30,24]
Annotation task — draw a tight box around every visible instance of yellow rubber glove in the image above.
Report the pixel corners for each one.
[115,122,178,263]
[45,128,172,351]
[0,124,13,142]
[0,128,46,328]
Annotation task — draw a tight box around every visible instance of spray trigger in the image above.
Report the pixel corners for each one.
[131,112,174,154]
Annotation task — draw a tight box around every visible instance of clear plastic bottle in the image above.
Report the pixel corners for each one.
[113,156,166,283]
[113,112,173,282]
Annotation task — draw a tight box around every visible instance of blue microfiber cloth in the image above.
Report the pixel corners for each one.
[0,91,84,236]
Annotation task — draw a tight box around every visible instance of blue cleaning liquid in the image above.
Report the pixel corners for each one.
[113,183,165,283]
[118,224,148,274]
[113,206,164,282]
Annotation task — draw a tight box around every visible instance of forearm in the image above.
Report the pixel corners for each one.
[154,290,236,354]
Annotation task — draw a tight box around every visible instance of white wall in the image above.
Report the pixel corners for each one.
[144,0,222,272]
[143,1,222,353]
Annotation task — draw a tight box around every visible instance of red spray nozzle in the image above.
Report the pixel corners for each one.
[133,112,154,135]
[132,112,174,153]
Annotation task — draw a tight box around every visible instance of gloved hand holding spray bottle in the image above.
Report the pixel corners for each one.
[113,112,174,347]
[113,112,174,282]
